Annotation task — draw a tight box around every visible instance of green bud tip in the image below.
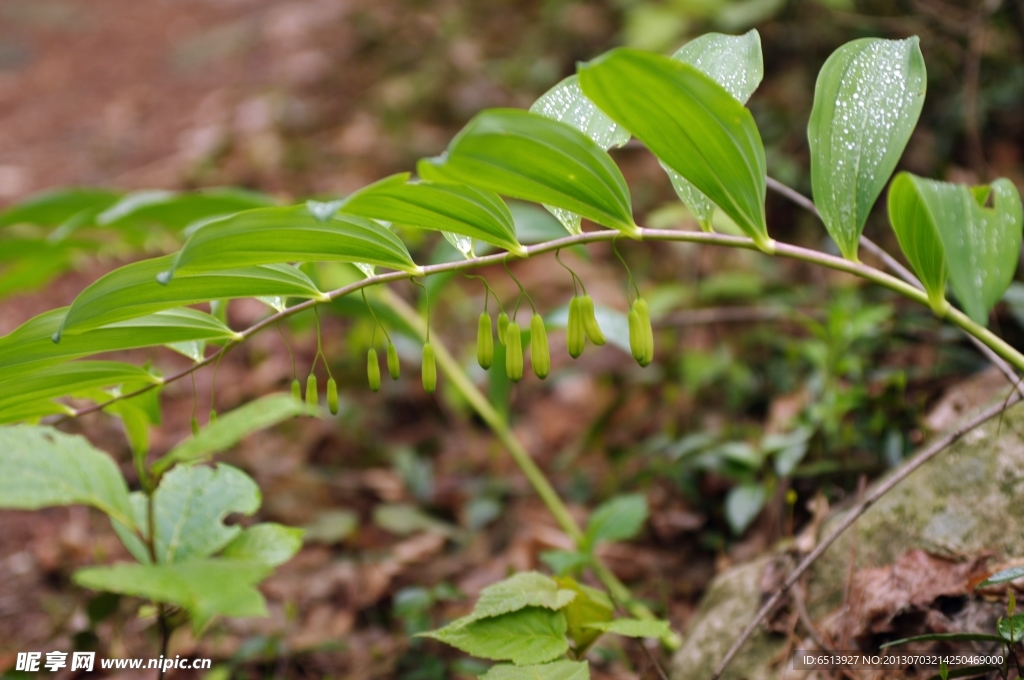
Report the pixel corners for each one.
[505,322,523,382]
[367,349,381,393]
[387,342,401,380]
[305,374,318,407]
[327,377,340,414]
[530,313,550,379]
[477,311,494,370]
[422,343,437,393]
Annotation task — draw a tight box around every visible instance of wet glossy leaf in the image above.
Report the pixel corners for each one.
[418,109,636,235]
[341,173,524,255]
[164,206,420,279]
[889,173,1023,323]
[152,394,311,474]
[0,425,136,528]
[665,30,763,230]
[0,308,237,382]
[530,75,631,234]
[420,607,568,665]
[580,48,770,250]
[57,256,322,337]
[809,37,926,260]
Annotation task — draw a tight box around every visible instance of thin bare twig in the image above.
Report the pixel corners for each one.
[710,390,1022,679]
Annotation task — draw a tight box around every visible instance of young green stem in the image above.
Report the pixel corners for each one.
[379,287,682,649]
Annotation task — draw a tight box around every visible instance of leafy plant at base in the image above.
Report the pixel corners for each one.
[418,571,669,677]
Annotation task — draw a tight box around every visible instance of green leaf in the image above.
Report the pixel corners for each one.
[979,565,1024,587]
[0,425,136,529]
[584,493,648,548]
[665,30,764,230]
[482,661,590,680]
[0,188,120,228]
[579,48,771,251]
[220,523,304,567]
[418,109,636,236]
[530,75,631,235]
[73,559,271,633]
[998,614,1024,643]
[97,188,275,229]
[539,550,592,576]
[456,572,576,626]
[0,308,236,383]
[111,492,150,563]
[57,256,323,337]
[420,607,568,665]
[149,464,262,563]
[0,361,160,419]
[582,618,671,638]
[153,394,311,474]
[341,173,525,255]
[725,483,766,535]
[808,37,926,261]
[372,503,457,537]
[556,578,613,653]
[163,206,420,280]
[889,173,1024,323]
[887,173,949,313]
[0,400,74,425]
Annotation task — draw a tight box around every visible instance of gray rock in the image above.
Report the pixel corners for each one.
[671,383,1024,680]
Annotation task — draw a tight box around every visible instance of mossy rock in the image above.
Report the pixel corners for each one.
[670,396,1024,680]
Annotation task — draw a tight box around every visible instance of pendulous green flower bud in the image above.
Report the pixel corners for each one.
[530,313,550,379]
[497,311,510,346]
[630,298,654,367]
[422,342,437,393]
[327,377,340,414]
[387,341,401,380]
[566,296,585,359]
[477,311,494,369]
[367,348,381,393]
[305,374,318,408]
[291,378,302,402]
[505,322,523,382]
[190,416,200,436]
[580,295,605,345]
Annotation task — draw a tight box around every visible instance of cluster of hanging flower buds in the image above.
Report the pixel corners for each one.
[274,244,657,408]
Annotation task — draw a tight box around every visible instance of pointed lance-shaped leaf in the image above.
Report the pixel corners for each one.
[341,173,525,255]
[0,188,120,228]
[665,30,764,230]
[56,256,323,339]
[580,49,771,251]
[0,361,161,421]
[809,37,926,261]
[417,109,637,236]
[161,205,421,281]
[530,75,631,235]
[0,308,238,383]
[889,172,1023,324]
